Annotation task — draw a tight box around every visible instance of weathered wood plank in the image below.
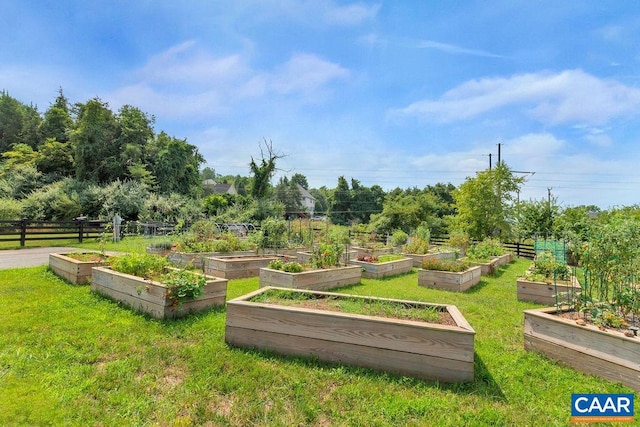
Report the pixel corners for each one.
[349,258,413,279]
[91,267,227,319]
[524,307,640,392]
[225,326,474,383]
[259,266,361,290]
[418,266,482,292]
[226,302,474,362]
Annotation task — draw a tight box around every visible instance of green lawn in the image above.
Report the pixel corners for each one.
[0,257,635,426]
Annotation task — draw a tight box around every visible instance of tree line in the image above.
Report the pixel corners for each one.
[2,88,634,244]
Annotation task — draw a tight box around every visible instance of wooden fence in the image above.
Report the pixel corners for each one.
[0,218,106,246]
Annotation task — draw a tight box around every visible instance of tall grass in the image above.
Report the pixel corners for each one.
[0,259,635,426]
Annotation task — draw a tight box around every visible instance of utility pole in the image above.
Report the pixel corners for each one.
[488,153,492,170]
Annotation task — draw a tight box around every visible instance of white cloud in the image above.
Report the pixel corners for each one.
[111,43,349,118]
[415,40,505,58]
[269,53,349,95]
[393,69,640,126]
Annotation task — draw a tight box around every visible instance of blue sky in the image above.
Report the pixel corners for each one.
[2,1,640,208]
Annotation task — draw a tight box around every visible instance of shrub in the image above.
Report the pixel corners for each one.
[390,229,408,246]
[0,197,22,220]
[466,238,505,262]
[403,237,430,255]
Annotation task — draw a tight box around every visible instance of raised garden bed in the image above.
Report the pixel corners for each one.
[49,252,109,285]
[403,250,457,268]
[168,250,255,269]
[204,255,286,279]
[296,250,357,265]
[517,276,581,306]
[91,267,227,319]
[259,265,361,291]
[470,253,513,276]
[418,265,482,292]
[225,287,475,382]
[349,257,413,279]
[524,307,640,392]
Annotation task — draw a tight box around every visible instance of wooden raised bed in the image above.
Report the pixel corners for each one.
[517,276,581,305]
[49,252,109,285]
[226,287,475,382]
[295,250,357,265]
[168,251,255,269]
[403,251,457,268]
[524,307,640,392]
[204,255,284,279]
[91,267,227,319]
[349,257,413,279]
[418,265,482,292]
[259,265,361,291]
[470,253,513,276]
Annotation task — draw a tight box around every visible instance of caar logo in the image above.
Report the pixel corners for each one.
[572,394,635,423]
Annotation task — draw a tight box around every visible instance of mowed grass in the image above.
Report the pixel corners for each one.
[0,258,636,426]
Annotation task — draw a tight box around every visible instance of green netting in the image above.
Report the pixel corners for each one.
[534,240,566,264]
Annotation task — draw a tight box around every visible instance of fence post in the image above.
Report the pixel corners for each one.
[75,216,87,243]
[20,218,27,247]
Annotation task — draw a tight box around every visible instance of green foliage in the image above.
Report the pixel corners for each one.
[110,253,169,277]
[451,163,523,240]
[389,229,408,246]
[101,179,149,220]
[20,181,82,220]
[310,242,344,268]
[0,197,22,220]
[447,231,470,251]
[527,251,569,281]
[403,237,430,254]
[466,238,505,262]
[163,269,206,303]
[267,259,304,273]
[175,231,252,253]
[515,197,558,240]
[249,139,282,199]
[421,258,471,272]
[254,217,288,250]
[324,224,351,244]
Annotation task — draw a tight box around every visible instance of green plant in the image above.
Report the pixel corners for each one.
[267,259,304,273]
[528,251,569,282]
[163,269,207,304]
[110,253,170,278]
[420,258,471,272]
[466,238,505,262]
[403,237,430,254]
[310,243,344,269]
[389,229,408,246]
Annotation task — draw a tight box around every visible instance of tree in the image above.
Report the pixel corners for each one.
[249,139,285,199]
[275,176,303,218]
[36,138,75,181]
[71,97,122,183]
[0,91,27,152]
[200,166,217,181]
[291,173,309,189]
[39,88,72,143]
[328,176,351,225]
[451,163,523,240]
[515,197,559,240]
[151,132,204,196]
[117,105,155,168]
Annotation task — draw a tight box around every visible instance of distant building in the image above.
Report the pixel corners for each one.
[297,184,315,216]
[203,179,238,196]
